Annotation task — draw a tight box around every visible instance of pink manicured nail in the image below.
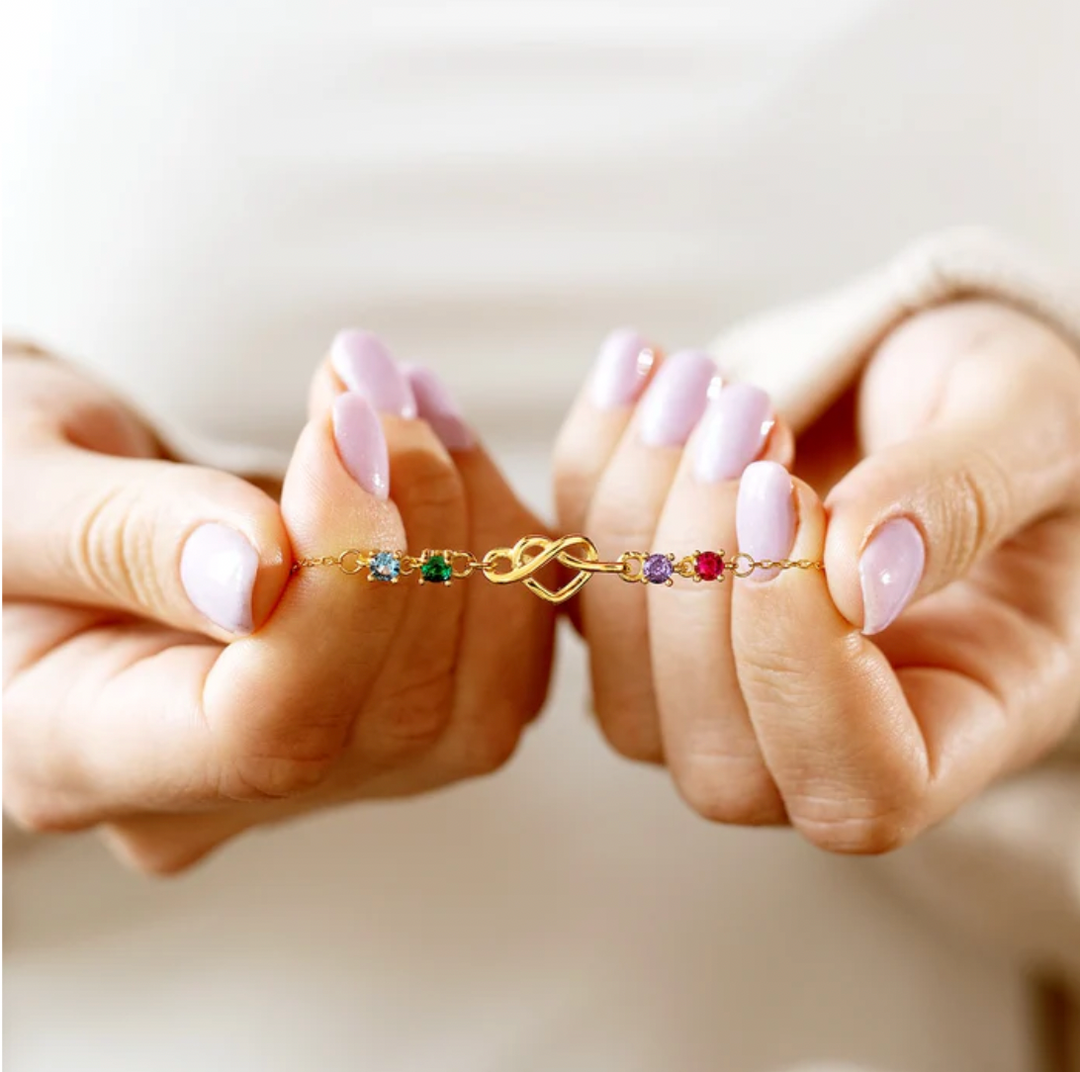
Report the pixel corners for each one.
[180,523,259,635]
[401,363,475,451]
[639,349,719,447]
[736,461,795,583]
[332,392,390,498]
[331,329,417,418]
[695,383,775,483]
[859,518,925,635]
[590,327,655,410]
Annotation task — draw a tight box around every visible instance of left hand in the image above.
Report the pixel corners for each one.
[3,337,554,873]
[553,302,1080,852]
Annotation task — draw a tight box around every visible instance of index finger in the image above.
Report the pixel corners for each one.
[731,463,968,853]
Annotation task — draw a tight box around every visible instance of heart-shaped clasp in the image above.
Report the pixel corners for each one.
[481,535,604,604]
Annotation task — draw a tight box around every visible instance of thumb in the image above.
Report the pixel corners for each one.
[823,302,1080,634]
[3,360,291,638]
[4,447,292,638]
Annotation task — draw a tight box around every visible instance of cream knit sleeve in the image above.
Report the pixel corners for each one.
[708,226,1080,433]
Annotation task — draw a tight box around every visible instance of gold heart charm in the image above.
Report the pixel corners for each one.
[517,536,593,605]
[482,535,601,605]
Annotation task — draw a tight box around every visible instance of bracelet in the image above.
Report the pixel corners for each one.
[292,534,823,605]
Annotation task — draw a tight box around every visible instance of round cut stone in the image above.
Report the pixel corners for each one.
[421,554,452,584]
[643,553,674,584]
[369,552,401,582]
[695,551,724,581]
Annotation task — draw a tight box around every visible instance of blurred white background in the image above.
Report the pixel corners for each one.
[4,2,1078,1070]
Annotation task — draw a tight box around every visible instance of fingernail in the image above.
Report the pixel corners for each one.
[180,523,259,635]
[401,363,475,451]
[859,518,925,635]
[694,383,775,483]
[332,392,390,498]
[639,349,719,447]
[590,327,655,410]
[736,461,795,583]
[330,329,417,418]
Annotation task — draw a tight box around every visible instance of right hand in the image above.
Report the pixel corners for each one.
[3,335,554,873]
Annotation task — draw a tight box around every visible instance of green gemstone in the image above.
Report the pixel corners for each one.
[421,554,452,584]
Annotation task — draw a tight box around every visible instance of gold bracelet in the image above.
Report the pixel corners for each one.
[292,534,823,605]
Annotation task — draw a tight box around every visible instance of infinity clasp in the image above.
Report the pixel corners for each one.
[481,534,624,604]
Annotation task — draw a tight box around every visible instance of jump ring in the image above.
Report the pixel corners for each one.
[337,549,365,574]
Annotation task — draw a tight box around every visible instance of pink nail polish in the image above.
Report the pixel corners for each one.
[639,350,719,447]
[401,363,475,451]
[180,523,259,634]
[695,383,775,483]
[590,328,655,410]
[736,461,795,583]
[332,393,390,499]
[330,329,417,418]
[859,518,925,635]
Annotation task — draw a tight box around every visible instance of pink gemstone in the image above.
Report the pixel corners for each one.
[695,551,724,581]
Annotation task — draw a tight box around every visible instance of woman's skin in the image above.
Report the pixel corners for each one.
[5,300,1080,871]
[2,335,554,873]
[554,300,1080,851]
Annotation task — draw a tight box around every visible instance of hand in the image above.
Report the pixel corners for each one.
[553,304,1080,851]
[3,335,553,872]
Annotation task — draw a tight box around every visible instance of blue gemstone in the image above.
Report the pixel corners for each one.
[369,552,401,582]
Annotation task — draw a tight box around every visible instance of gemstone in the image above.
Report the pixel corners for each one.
[421,554,452,584]
[695,551,724,581]
[369,551,400,582]
[643,553,674,584]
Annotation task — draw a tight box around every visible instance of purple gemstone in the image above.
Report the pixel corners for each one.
[643,553,673,584]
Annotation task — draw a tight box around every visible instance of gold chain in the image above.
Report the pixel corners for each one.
[291,535,823,604]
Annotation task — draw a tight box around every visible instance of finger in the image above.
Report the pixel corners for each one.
[581,349,720,762]
[403,365,556,778]
[730,462,1035,854]
[2,600,229,829]
[204,383,419,799]
[244,330,490,786]
[4,389,411,822]
[308,334,544,780]
[305,337,481,766]
[651,384,792,823]
[307,328,417,421]
[824,301,1080,634]
[3,361,291,641]
[553,328,661,534]
[332,368,471,768]
[732,463,927,851]
[351,360,552,781]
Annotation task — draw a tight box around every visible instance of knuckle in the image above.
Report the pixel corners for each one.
[788,790,923,855]
[458,715,523,777]
[368,671,457,760]
[107,830,218,878]
[3,780,92,835]
[71,482,163,610]
[391,455,462,523]
[598,715,663,765]
[675,756,785,826]
[221,751,337,802]
[737,642,820,696]
[945,451,1012,571]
